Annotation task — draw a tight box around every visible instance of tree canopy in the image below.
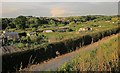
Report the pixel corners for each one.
[14,16,27,29]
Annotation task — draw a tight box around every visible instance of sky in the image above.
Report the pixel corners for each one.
[1,0,119,18]
[1,0,120,2]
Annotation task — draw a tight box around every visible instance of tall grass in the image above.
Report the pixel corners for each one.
[58,35,119,71]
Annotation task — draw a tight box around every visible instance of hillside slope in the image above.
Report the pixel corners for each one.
[23,34,119,71]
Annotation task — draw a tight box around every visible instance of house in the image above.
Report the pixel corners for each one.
[43,30,53,33]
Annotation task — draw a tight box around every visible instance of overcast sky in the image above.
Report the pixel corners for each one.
[1,1,119,18]
[1,0,120,2]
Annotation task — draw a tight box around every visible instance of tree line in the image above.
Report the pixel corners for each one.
[1,15,116,30]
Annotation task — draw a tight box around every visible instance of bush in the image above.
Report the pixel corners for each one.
[84,34,92,45]
[66,28,73,32]
[17,43,25,48]
[21,36,27,43]
[32,28,37,32]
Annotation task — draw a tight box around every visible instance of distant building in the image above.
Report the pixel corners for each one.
[106,21,110,22]
[43,30,53,33]
[78,27,92,32]
[58,26,69,29]
[78,28,86,32]
[57,29,66,32]
[112,22,115,23]
[2,31,19,40]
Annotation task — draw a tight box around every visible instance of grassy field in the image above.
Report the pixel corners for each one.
[2,19,118,49]
[58,34,119,71]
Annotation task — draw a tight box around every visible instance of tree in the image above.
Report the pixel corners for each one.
[27,17,41,28]
[14,16,27,29]
[2,18,10,29]
[49,19,56,26]
[35,17,40,26]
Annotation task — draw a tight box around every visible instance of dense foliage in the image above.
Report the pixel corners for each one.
[1,15,118,30]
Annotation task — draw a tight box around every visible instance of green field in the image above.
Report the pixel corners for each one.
[1,15,118,49]
[58,35,119,71]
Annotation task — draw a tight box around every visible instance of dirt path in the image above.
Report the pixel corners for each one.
[23,34,118,71]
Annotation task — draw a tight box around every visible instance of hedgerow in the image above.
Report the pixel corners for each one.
[2,26,120,72]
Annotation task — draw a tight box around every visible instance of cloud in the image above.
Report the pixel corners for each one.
[51,7,65,17]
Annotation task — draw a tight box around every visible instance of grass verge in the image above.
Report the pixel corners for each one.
[58,35,119,71]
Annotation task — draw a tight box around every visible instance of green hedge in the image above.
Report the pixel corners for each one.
[2,26,120,72]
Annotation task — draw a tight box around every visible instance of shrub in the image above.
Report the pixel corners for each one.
[17,43,25,48]
[21,36,27,43]
[32,28,37,32]
[66,28,73,32]
[84,34,92,45]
